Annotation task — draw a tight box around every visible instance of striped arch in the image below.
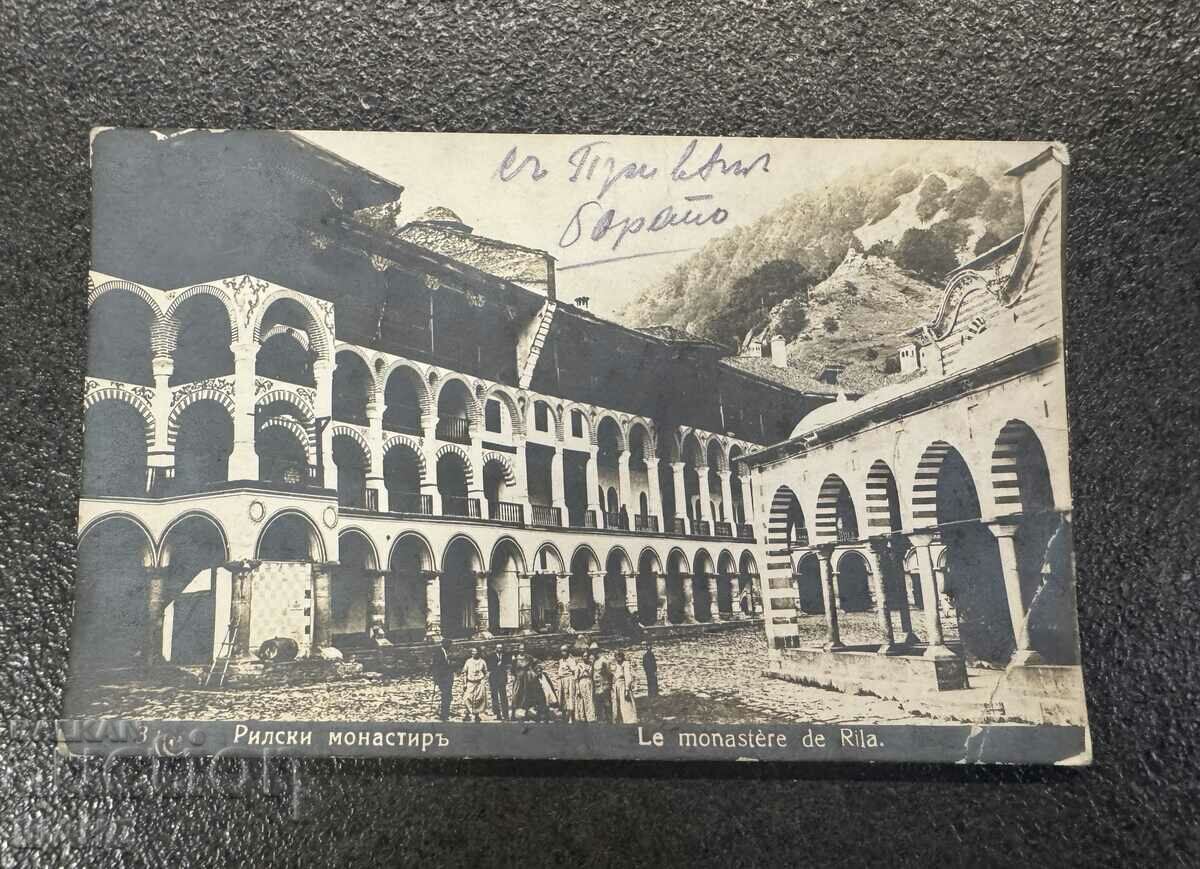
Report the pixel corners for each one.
[594,412,626,451]
[680,429,705,466]
[766,486,807,554]
[255,389,314,422]
[331,424,372,468]
[485,387,525,438]
[912,441,958,525]
[382,360,433,416]
[865,460,904,534]
[167,388,236,447]
[83,388,154,445]
[482,451,517,486]
[252,289,332,363]
[88,279,164,318]
[990,419,1054,514]
[335,346,380,402]
[561,402,588,442]
[434,374,482,425]
[627,419,655,460]
[434,443,474,487]
[705,437,729,473]
[815,474,856,542]
[163,284,240,346]
[258,416,315,460]
[382,434,426,477]
[264,324,312,352]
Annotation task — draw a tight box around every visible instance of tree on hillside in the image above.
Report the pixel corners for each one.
[893,227,959,283]
[719,259,816,347]
[915,175,949,222]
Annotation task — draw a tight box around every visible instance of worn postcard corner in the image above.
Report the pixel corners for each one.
[63,130,1086,764]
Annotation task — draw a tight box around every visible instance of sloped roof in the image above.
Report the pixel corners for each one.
[637,324,727,349]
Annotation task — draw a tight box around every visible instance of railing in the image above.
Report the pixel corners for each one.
[789,532,811,550]
[147,466,176,497]
[714,521,733,538]
[603,511,628,530]
[364,489,379,512]
[570,510,597,529]
[530,505,562,527]
[837,527,858,544]
[691,519,711,537]
[736,523,754,540]
[669,517,686,535]
[435,416,471,444]
[390,491,433,515]
[634,514,660,533]
[442,495,481,518]
[488,500,525,525]
[305,464,325,487]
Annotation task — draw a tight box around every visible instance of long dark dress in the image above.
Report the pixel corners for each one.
[510,653,547,716]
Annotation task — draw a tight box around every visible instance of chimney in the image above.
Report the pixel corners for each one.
[770,335,788,368]
[574,296,590,310]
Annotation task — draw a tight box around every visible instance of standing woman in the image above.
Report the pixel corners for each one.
[573,651,596,723]
[460,646,489,723]
[556,645,577,723]
[610,649,638,724]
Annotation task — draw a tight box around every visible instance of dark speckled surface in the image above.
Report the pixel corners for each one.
[1,1,1198,864]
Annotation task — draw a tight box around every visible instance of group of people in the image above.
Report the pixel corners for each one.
[430,639,660,724]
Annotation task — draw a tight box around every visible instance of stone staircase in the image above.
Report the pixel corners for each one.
[518,300,557,389]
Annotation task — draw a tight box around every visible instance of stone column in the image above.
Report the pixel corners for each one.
[670,462,687,528]
[147,356,174,485]
[988,521,1041,665]
[517,572,534,633]
[694,466,711,526]
[815,545,844,650]
[585,445,601,517]
[680,573,697,624]
[367,569,387,639]
[866,541,900,655]
[229,345,258,481]
[705,572,720,621]
[643,457,664,527]
[616,451,634,518]
[473,571,491,638]
[726,574,741,619]
[739,473,755,525]
[467,435,486,505]
[310,562,336,652]
[718,470,735,524]
[313,359,336,491]
[624,573,639,620]
[423,572,442,642]
[365,400,386,512]
[420,419,441,515]
[590,571,606,628]
[145,566,167,664]
[550,446,568,518]
[909,533,955,659]
[512,437,532,521]
[555,573,573,633]
[655,573,668,625]
[227,560,258,659]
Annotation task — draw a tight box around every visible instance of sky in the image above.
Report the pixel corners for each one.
[300,131,1048,320]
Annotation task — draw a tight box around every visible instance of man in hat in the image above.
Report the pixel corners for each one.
[485,642,511,721]
[430,638,455,722]
[590,642,613,723]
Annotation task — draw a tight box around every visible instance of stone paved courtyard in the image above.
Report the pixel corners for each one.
[70,625,961,725]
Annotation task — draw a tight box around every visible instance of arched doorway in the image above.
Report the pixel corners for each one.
[73,517,155,667]
[834,549,881,647]
[595,417,624,527]
[716,551,737,618]
[82,400,149,497]
[569,546,600,630]
[437,450,474,517]
[706,440,725,522]
[257,512,323,562]
[531,544,564,630]
[87,290,154,386]
[795,553,824,615]
[729,446,747,525]
[920,441,1014,664]
[636,549,662,625]
[665,549,690,624]
[603,548,633,633]
[333,529,376,641]
[384,441,424,513]
[332,351,373,426]
[332,433,369,508]
[389,533,435,641]
[256,300,317,386]
[656,428,680,528]
[488,538,527,635]
[170,294,233,385]
[681,433,704,528]
[256,403,310,485]
[441,536,483,639]
[435,379,474,444]
[738,551,760,615]
[159,514,229,665]
[174,400,233,492]
[382,366,425,435]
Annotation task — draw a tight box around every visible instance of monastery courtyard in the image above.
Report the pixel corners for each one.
[70,623,1009,726]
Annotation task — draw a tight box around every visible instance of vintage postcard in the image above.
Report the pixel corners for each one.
[62,130,1087,763]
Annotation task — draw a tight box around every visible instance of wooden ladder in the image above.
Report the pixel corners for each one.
[204,623,237,688]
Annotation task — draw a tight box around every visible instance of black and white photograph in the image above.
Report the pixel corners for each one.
[63,130,1086,763]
